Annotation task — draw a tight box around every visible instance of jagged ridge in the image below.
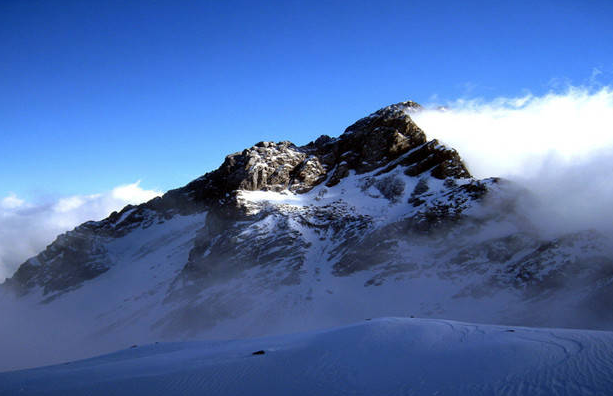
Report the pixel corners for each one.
[4,101,476,295]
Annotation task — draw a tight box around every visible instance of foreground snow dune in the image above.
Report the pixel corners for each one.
[1,318,613,396]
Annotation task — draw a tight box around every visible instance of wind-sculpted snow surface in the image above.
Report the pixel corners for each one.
[1,101,613,371]
[2,318,613,396]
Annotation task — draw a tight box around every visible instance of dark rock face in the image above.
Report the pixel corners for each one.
[180,209,309,286]
[5,225,110,297]
[175,202,375,293]
[332,178,495,276]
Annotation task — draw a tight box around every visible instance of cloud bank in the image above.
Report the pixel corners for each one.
[412,86,613,235]
[0,182,162,281]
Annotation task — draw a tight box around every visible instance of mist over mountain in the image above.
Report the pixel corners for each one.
[1,100,613,375]
[413,86,613,237]
[0,182,162,282]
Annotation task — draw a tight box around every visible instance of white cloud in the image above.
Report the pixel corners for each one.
[112,182,160,202]
[1,193,25,210]
[413,86,613,180]
[0,182,162,281]
[412,85,613,235]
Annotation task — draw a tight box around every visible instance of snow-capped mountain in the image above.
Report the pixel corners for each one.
[1,101,612,371]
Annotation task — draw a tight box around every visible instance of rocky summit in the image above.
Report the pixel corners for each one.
[1,101,612,371]
[4,100,475,296]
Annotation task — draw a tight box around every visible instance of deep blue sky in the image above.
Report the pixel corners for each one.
[2,0,612,199]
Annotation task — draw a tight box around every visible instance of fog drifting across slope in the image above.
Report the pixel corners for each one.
[412,86,613,235]
[0,182,162,281]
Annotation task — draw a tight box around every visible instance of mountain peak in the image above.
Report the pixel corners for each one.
[3,100,474,297]
[179,100,469,204]
[343,100,423,138]
[353,100,422,123]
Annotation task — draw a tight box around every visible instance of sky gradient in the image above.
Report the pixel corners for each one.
[2,0,613,199]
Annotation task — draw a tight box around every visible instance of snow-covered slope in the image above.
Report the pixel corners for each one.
[2,318,613,396]
[1,101,613,372]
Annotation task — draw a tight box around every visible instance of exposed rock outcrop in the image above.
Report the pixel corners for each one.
[172,100,470,204]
